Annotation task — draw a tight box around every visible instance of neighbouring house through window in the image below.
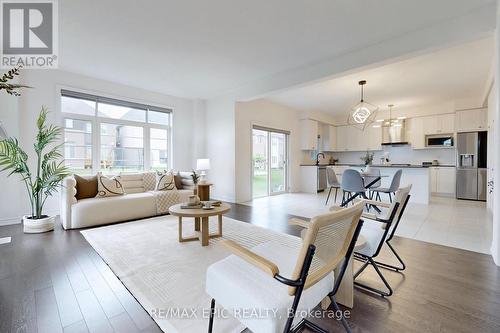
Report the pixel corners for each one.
[61,90,172,174]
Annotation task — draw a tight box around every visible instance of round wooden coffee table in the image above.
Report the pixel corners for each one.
[169,203,231,246]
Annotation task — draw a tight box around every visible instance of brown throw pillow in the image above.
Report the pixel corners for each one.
[174,173,183,189]
[74,174,98,200]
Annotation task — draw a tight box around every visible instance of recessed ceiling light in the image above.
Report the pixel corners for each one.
[397,116,406,120]
[372,125,381,128]
[375,119,384,122]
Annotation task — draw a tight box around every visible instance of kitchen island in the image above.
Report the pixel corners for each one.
[300,164,431,204]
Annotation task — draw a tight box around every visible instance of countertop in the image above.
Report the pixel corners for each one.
[300,163,456,168]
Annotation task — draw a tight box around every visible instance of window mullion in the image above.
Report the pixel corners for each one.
[144,125,151,171]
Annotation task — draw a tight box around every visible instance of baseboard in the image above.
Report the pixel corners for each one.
[0,209,60,226]
[0,217,22,226]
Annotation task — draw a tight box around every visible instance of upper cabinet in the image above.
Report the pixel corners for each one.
[422,114,455,135]
[408,114,455,149]
[300,119,319,150]
[407,117,425,149]
[322,125,337,151]
[334,125,382,152]
[456,108,487,132]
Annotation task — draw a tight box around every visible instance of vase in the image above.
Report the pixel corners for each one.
[364,164,372,173]
[23,215,55,233]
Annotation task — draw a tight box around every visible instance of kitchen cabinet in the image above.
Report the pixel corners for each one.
[334,125,381,152]
[423,114,455,135]
[430,167,456,195]
[456,108,487,132]
[407,117,426,149]
[408,114,455,149]
[322,125,337,151]
[300,119,319,150]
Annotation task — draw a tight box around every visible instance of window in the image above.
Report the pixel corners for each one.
[63,118,92,174]
[61,90,172,174]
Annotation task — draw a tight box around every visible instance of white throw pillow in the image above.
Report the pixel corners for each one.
[96,173,125,197]
[155,171,177,191]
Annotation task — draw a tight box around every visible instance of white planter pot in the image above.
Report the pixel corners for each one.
[23,215,55,233]
[364,165,372,173]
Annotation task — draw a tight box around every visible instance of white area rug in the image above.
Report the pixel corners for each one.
[81,215,301,333]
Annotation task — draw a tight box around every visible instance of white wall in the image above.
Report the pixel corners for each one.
[206,96,236,202]
[0,90,22,225]
[492,9,500,266]
[234,99,301,203]
[0,69,202,225]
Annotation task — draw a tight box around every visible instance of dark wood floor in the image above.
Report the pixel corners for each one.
[1,203,500,333]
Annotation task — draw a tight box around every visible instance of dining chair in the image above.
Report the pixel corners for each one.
[206,201,365,333]
[325,166,341,205]
[341,169,366,206]
[372,169,402,202]
[362,168,381,200]
[353,185,411,297]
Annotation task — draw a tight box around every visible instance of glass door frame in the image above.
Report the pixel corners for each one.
[251,125,290,198]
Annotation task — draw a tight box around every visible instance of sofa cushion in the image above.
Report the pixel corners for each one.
[72,192,156,228]
[96,173,125,197]
[74,174,98,200]
[155,171,176,191]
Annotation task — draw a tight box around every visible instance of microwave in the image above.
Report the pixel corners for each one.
[425,134,454,148]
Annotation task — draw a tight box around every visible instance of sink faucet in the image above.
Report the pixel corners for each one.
[316,153,325,165]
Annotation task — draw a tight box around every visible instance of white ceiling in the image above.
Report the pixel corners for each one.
[58,0,495,99]
[268,37,494,115]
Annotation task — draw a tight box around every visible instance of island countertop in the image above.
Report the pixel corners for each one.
[300,163,455,168]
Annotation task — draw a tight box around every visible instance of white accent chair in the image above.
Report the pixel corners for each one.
[205,201,365,333]
[353,185,412,297]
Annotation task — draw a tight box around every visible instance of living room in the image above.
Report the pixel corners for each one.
[1,1,500,333]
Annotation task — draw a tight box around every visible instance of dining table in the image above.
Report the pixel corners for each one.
[337,172,389,212]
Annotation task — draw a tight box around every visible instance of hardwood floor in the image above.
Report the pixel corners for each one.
[1,203,499,332]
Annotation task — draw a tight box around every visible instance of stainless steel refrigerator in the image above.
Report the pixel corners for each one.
[456,131,487,201]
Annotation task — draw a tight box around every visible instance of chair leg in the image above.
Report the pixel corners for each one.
[374,241,406,272]
[334,188,338,203]
[354,257,393,297]
[341,191,346,206]
[388,192,392,203]
[325,187,332,205]
[208,298,215,333]
[329,295,352,333]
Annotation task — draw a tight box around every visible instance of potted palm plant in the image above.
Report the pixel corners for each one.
[0,107,70,233]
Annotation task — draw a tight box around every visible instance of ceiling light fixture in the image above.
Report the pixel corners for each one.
[382,104,401,128]
[348,80,378,130]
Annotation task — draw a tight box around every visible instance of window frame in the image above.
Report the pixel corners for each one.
[59,89,173,174]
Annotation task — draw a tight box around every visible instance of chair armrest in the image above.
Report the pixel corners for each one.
[288,218,309,228]
[363,199,391,208]
[221,240,279,277]
[361,212,377,220]
[60,176,77,230]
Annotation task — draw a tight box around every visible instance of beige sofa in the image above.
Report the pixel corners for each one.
[61,172,194,229]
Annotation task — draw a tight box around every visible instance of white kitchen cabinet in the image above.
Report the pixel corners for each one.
[439,114,456,134]
[430,167,456,195]
[423,114,455,135]
[334,125,381,152]
[322,125,337,151]
[407,117,426,149]
[335,126,349,151]
[300,119,319,150]
[456,108,487,132]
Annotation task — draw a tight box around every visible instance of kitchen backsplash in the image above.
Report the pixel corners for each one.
[331,145,456,165]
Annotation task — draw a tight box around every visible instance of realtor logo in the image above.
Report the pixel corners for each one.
[1,0,58,68]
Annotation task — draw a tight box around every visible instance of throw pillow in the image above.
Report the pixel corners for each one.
[155,171,177,191]
[96,173,125,197]
[174,172,183,189]
[74,174,98,200]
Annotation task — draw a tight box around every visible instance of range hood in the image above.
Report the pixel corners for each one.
[381,119,409,146]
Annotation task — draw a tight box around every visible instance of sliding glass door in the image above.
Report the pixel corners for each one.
[252,127,288,198]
